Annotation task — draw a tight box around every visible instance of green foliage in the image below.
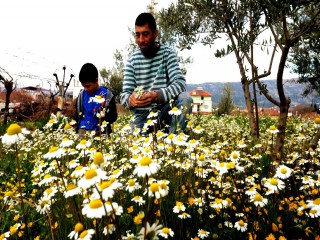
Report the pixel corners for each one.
[100,49,124,102]
[217,84,234,116]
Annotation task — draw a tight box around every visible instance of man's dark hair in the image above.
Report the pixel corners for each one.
[135,12,157,31]
[79,63,98,83]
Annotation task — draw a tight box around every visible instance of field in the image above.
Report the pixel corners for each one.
[0,112,319,240]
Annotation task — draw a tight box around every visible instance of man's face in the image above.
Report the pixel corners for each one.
[81,80,99,94]
[135,23,158,55]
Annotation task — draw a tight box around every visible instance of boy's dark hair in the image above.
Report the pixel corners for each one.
[79,63,98,83]
[135,12,157,31]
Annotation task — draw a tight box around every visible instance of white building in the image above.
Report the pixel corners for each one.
[189,87,212,114]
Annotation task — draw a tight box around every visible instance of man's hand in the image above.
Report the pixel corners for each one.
[129,91,158,108]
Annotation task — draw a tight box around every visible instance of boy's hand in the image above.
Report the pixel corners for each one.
[129,92,158,108]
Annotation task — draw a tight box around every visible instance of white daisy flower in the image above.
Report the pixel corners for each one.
[1,123,29,146]
[267,125,279,134]
[159,227,174,239]
[132,196,146,206]
[168,106,182,116]
[82,198,107,219]
[71,166,88,178]
[78,229,95,240]
[103,224,115,235]
[230,151,241,162]
[193,125,204,134]
[60,138,74,148]
[138,221,162,240]
[178,212,191,219]
[197,229,210,239]
[78,168,107,190]
[250,193,268,207]
[68,222,84,240]
[43,146,66,159]
[147,111,159,119]
[36,196,53,214]
[76,139,92,150]
[38,174,58,186]
[133,156,160,177]
[64,183,81,198]
[274,164,293,179]
[93,95,105,103]
[234,219,248,232]
[126,178,142,192]
[263,177,285,195]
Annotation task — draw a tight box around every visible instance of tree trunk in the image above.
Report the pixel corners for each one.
[273,43,291,161]
[3,82,13,125]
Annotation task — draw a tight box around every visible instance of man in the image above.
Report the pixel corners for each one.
[120,12,193,134]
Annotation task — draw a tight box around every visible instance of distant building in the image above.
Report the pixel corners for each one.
[189,87,212,113]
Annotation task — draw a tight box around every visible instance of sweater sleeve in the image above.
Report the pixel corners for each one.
[155,48,186,103]
[120,60,136,109]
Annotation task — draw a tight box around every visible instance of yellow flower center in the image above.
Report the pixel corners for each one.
[139,156,152,166]
[7,123,22,135]
[89,199,103,209]
[195,125,201,130]
[99,181,112,190]
[75,166,83,171]
[315,118,320,124]
[79,230,88,238]
[160,183,167,190]
[93,152,104,165]
[215,198,223,204]
[49,119,55,123]
[254,193,263,202]
[172,107,178,111]
[270,178,278,185]
[232,152,239,159]
[45,188,53,195]
[44,174,52,179]
[80,140,87,145]
[269,125,276,130]
[66,184,77,191]
[162,227,170,234]
[198,154,205,161]
[150,183,159,192]
[49,147,58,153]
[85,169,97,180]
[168,133,175,139]
[128,179,135,186]
[62,138,69,141]
[226,162,236,169]
[313,198,320,205]
[74,222,84,232]
[280,168,287,174]
[96,95,102,99]
[64,123,72,129]
[238,219,245,226]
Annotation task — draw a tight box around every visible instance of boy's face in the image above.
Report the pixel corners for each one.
[81,79,99,94]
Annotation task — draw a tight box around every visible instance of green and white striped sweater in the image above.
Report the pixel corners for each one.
[120,44,186,111]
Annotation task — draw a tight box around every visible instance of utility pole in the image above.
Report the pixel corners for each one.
[149,0,157,15]
[53,65,74,117]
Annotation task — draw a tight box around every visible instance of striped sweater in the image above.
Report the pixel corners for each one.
[120,44,186,110]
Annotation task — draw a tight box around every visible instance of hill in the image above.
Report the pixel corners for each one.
[187,79,319,109]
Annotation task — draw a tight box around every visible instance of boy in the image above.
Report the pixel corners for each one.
[75,63,117,137]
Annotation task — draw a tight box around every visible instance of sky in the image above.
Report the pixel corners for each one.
[1,0,297,89]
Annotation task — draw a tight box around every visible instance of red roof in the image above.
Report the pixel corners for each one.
[189,88,212,97]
